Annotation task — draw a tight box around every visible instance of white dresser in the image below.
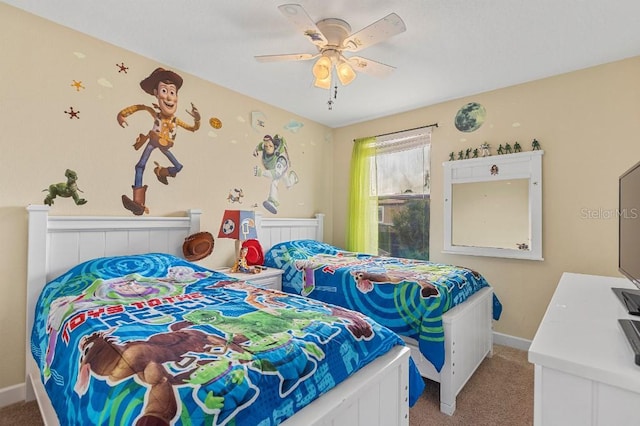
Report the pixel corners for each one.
[528,272,640,425]
[218,267,284,291]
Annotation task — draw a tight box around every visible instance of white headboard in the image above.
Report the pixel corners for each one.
[255,213,325,251]
[25,205,202,391]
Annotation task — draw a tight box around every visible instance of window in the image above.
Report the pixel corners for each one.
[348,128,432,259]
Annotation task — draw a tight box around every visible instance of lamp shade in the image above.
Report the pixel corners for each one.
[218,210,258,241]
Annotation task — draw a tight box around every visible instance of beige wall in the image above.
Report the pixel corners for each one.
[4,1,640,394]
[0,4,333,389]
[334,56,640,341]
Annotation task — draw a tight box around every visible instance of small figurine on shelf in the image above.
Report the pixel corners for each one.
[504,143,512,154]
[231,246,261,274]
[465,148,471,159]
[457,150,464,160]
[514,141,522,153]
[497,144,505,155]
[532,139,541,150]
[449,152,455,161]
[472,148,479,158]
[480,142,491,157]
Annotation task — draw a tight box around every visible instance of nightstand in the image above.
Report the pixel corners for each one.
[218,267,284,291]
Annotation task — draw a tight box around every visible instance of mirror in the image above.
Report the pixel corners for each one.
[452,179,530,249]
[443,151,543,260]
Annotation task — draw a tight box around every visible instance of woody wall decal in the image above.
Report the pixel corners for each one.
[117,67,201,215]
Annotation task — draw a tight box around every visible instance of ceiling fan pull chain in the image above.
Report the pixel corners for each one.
[328,83,339,110]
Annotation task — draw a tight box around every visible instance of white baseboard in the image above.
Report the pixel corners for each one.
[493,331,532,351]
[0,382,26,409]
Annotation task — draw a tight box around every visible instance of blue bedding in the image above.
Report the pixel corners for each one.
[264,240,502,372]
[31,253,424,425]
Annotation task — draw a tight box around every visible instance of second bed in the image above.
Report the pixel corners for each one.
[256,213,501,416]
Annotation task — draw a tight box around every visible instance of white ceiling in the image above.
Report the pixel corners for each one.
[6,0,640,128]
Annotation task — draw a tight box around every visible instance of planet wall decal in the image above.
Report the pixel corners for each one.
[454,102,486,132]
[209,117,222,129]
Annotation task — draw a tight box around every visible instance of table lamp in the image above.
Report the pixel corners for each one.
[217,209,258,260]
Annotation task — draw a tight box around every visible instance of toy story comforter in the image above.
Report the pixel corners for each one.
[30,253,424,426]
[264,240,503,372]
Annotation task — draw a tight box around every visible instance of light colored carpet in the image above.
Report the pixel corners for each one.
[410,344,534,425]
[0,400,43,426]
[0,345,532,425]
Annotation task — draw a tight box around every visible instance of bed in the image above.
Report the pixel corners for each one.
[256,213,500,416]
[25,205,421,426]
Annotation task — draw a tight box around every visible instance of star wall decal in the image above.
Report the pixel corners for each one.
[64,107,80,119]
[71,80,85,91]
[116,62,129,73]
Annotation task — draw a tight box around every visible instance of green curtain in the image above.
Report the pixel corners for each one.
[346,137,378,253]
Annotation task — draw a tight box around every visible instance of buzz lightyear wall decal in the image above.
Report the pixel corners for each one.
[253,134,299,214]
[117,68,201,215]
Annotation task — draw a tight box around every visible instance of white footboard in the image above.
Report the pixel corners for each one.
[282,345,410,426]
[28,345,411,426]
[404,286,494,415]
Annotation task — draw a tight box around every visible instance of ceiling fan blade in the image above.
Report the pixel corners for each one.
[347,56,396,78]
[342,13,406,52]
[278,4,328,47]
[255,53,318,63]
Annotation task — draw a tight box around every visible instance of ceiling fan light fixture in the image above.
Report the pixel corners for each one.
[256,4,406,104]
[312,55,332,80]
[314,74,331,89]
[337,61,356,86]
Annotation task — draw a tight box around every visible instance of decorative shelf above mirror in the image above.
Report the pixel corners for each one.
[443,150,543,260]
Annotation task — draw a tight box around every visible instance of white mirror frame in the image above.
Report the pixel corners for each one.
[443,150,543,260]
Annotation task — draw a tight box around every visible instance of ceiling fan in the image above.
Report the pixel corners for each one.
[255,4,407,90]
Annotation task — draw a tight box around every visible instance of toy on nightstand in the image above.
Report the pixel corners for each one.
[182,232,214,261]
[231,246,261,274]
